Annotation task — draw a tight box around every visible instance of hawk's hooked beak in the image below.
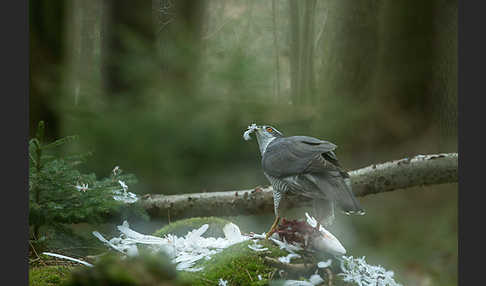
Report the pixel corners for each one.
[254,126,266,137]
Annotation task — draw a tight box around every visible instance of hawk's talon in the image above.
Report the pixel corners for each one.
[265,216,280,239]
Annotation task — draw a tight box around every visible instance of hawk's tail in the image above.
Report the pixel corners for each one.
[313,173,365,215]
[339,178,365,215]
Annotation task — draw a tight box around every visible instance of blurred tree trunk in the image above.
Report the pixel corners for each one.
[79,1,102,100]
[29,0,66,140]
[318,0,381,101]
[101,0,156,99]
[373,0,436,117]
[289,0,300,103]
[65,0,102,105]
[372,0,456,144]
[152,0,207,97]
[300,0,317,103]
[272,0,281,98]
[317,0,457,147]
[432,0,457,150]
[289,0,317,104]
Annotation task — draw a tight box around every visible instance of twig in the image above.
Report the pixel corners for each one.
[263,256,316,274]
[269,269,278,280]
[168,208,171,224]
[325,268,333,286]
[245,268,253,282]
[29,240,47,266]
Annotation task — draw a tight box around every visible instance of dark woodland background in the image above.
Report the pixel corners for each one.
[30,0,457,285]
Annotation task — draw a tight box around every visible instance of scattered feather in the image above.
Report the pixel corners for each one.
[93,221,250,272]
[250,233,267,239]
[282,280,314,286]
[218,278,229,286]
[248,244,268,252]
[118,180,128,191]
[93,219,401,286]
[92,231,128,255]
[42,252,93,267]
[112,189,138,203]
[339,256,402,286]
[278,253,301,264]
[75,183,89,192]
[317,259,332,268]
[223,223,247,244]
[270,237,303,253]
[308,274,324,285]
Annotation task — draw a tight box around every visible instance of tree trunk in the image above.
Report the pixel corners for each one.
[431,0,458,150]
[318,0,381,100]
[288,0,300,102]
[271,0,281,98]
[101,0,156,99]
[288,0,317,104]
[153,0,207,97]
[299,0,317,103]
[65,0,102,105]
[29,0,66,140]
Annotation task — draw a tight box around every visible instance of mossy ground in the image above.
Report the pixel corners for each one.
[177,239,357,286]
[178,240,287,286]
[152,217,357,285]
[29,217,363,285]
[29,265,74,286]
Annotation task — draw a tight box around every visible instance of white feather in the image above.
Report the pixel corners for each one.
[42,252,93,267]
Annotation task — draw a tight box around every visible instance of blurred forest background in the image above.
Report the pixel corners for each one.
[30,0,457,285]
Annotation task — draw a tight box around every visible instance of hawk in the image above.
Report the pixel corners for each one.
[244,124,364,238]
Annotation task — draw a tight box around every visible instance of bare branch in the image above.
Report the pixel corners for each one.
[140,153,457,220]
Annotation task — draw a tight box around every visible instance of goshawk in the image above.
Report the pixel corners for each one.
[244,124,364,238]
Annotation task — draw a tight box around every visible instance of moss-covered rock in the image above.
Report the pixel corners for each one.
[153,217,233,238]
[152,217,360,285]
[29,265,73,286]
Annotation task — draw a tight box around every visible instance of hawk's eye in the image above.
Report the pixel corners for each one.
[266,127,273,133]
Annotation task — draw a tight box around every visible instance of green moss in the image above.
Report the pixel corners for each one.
[29,266,73,286]
[152,217,358,285]
[153,217,233,238]
[178,240,289,285]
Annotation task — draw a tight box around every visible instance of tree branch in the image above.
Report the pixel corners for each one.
[140,153,457,220]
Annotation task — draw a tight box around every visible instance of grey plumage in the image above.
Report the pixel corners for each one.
[245,124,364,226]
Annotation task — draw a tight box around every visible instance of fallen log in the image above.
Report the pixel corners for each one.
[140,153,458,220]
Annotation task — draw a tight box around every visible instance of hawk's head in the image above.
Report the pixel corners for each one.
[243,124,283,155]
[256,125,283,139]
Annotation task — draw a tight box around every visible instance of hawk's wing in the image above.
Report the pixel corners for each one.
[262,136,363,214]
[262,136,341,178]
